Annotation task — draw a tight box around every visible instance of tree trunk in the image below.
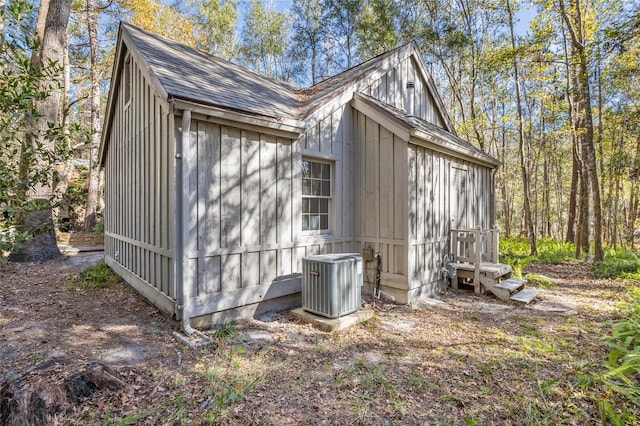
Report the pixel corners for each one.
[559,0,604,261]
[506,0,536,255]
[9,0,73,262]
[84,0,101,233]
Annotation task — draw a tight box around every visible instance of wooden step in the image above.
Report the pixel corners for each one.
[495,278,526,293]
[510,289,540,304]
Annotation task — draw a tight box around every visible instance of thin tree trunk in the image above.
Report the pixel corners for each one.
[506,0,536,255]
[84,0,101,232]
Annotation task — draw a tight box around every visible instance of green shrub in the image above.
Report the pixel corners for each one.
[592,249,640,280]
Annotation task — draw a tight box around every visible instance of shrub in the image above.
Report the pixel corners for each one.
[592,249,640,280]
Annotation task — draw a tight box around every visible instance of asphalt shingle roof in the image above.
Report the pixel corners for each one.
[123,23,300,120]
[123,23,414,122]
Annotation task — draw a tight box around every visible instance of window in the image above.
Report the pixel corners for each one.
[302,160,331,232]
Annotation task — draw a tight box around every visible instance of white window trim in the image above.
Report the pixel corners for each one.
[301,158,333,235]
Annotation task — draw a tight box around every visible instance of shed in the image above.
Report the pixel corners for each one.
[99,23,501,330]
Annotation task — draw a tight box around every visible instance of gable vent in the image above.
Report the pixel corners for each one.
[406,81,415,118]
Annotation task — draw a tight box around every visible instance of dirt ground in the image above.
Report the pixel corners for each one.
[0,241,633,425]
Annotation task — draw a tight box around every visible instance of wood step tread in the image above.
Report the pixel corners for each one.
[495,278,526,291]
[510,289,540,304]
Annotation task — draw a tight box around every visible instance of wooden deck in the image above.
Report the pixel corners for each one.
[449,228,539,303]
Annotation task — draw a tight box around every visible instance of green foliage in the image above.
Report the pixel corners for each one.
[525,273,556,288]
[92,219,104,235]
[592,249,640,280]
[536,239,576,264]
[67,263,120,290]
[593,285,640,423]
[500,237,577,277]
[499,237,536,278]
[239,0,291,79]
[212,322,237,342]
[0,0,74,252]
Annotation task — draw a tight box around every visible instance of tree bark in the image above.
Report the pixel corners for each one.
[84,0,101,233]
[559,0,604,261]
[9,0,73,262]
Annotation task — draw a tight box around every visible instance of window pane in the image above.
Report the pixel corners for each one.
[310,198,319,213]
[302,215,309,231]
[302,199,309,213]
[302,178,310,195]
[320,215,328,229]
[309,215,320,230]
[320,199,328,213]
[302,161,311,177]
[321,180,330,196]
[311,180,320,196]
[322,163,330,179]
[312,162,321,178]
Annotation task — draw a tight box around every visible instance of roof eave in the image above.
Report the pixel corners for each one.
[172,98,305,137]
[411,128,501,168]
[350,93,412,141]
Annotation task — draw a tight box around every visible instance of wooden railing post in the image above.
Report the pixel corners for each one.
[449,229,457,260]
[490,228,500,263]
[473,227,482,293]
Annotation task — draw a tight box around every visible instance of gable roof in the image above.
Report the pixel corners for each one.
[101,22,494,166]
[295,42,456,133]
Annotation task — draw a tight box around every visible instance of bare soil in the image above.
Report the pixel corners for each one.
[0,245,632,425]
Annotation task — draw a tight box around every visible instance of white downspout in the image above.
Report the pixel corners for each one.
[177,110,196,336]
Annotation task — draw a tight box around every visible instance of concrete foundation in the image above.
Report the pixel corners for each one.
[291,308,376,332]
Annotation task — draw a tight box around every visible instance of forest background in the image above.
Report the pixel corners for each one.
[0,0,639,260]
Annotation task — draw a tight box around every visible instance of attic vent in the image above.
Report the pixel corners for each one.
[406,81,415,118]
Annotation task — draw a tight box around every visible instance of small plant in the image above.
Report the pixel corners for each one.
[92,219,104,236]
[67,263,120,290]
[212,323,236,342]
[525,273,556,288]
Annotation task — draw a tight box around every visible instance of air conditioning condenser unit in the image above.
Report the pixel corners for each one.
[302,253,363,318]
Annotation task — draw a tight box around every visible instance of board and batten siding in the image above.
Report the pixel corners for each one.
[297,103,355,250]
[352,110,409,301]
[407,142,494,298]
[103,50,176,316]
[366,56,445,128]
[181,112,353,321]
